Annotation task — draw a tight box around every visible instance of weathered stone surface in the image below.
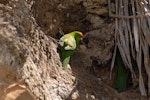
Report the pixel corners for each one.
[0,0,146,100]
[0,0,116,100]
[83,0,108,6]
[83,0,108,15]
[0,83,35,100]
[82,23,115,67]
[0,1,76,100]
[86,14,104,29]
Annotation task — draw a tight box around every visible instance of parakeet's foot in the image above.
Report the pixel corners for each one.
[63,64,71,70]
[67,64,71,70]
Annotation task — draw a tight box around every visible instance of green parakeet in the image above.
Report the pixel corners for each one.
[59,31,84,70]
[112,51,129,93]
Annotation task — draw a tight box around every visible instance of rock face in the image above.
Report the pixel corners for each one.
[0,1,76,100]
[4,0,147,100]
[31,0,109,37]
[0,83,35,100]
[83,0,108,15]
[30,0,114,69]
[83,24,114,67]
[0,0,148,100]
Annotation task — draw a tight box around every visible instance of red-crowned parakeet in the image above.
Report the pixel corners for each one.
[59,31,84,70]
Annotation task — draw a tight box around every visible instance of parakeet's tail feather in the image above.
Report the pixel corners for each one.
[62,56,70,70]
[61,47,73,70]
[112,51,129,93]
[112,72,129,92]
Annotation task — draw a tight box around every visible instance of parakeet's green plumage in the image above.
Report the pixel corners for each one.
[59,31,84,70]
[112,51,129,93]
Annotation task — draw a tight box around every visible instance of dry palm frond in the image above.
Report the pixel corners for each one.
[109,0,150,96]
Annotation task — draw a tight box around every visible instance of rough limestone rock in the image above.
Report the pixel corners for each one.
[83,0,108,15]
[0,0,147,100]
[81,23,115,67]
[0,1,76,100]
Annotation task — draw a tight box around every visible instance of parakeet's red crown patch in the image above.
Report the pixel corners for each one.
[81,34,84,38]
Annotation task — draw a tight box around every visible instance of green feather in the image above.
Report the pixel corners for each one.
[112,51,129,93]
[61,45,73,70]
[60,31,84,70]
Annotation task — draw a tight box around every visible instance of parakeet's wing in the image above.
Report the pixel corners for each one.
[60,34,76,69]
[60,34,76,50]
[61,48,72,70]
[61,42,74,70]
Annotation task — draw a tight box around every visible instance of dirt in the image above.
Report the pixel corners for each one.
[70,45,149,100]
[0,0,150,100]
[31,0,88,38]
